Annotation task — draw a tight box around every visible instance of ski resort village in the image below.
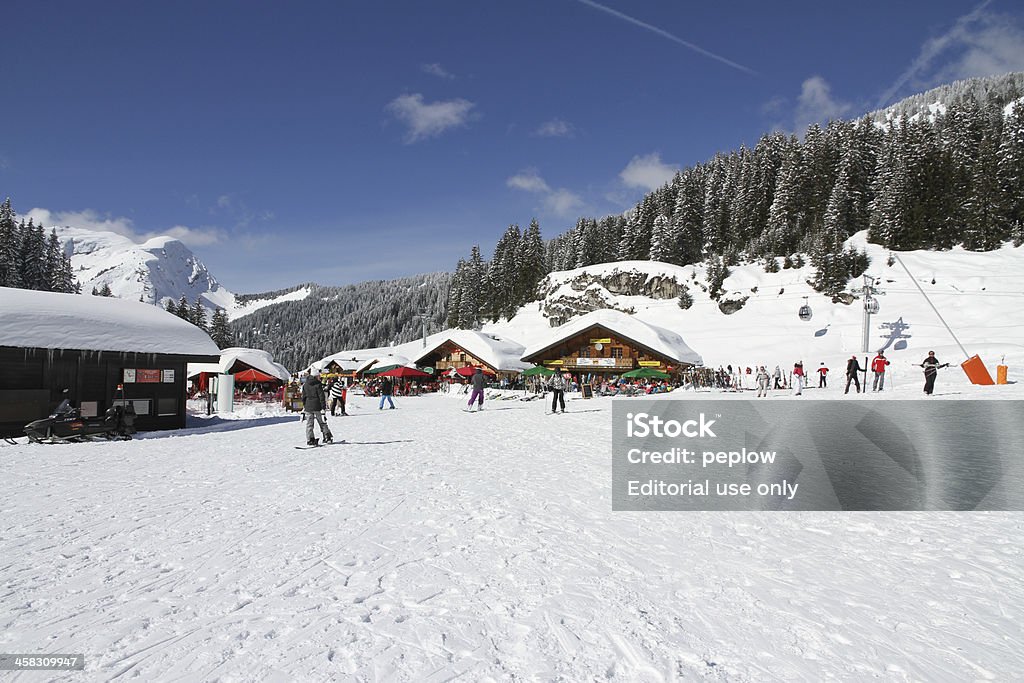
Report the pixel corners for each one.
[3,4,1024,681]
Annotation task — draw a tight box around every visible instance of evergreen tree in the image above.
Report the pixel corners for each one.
[191,298,208,331]
[209,308,234,348]
[0,198,20,288]
[176,295,190,320]
[98,282,113,297]
[998,105,1024,236]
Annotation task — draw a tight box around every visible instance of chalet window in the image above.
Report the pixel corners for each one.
[579,346,590,358]
[157,398,178,416]
[611,347,623,359]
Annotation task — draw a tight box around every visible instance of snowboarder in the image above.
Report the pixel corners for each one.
[920,351,949,395]
[756,366,770,398]
[301,372,333,445]
[467,367,486,411]
[871,351,891,392]
[549,371,567,413]
[793,361,805,395]
[817,363,829,388]
[379,376,396,410]
[845,355,863,394]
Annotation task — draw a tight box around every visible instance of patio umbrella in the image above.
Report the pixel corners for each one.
[621,367,670,379]
[233,368,278,382]
[522,366,555,377]
[377,366,431,379]
[364,363,402,376]
[454,365,495,377]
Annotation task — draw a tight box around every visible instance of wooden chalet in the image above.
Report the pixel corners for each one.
[520,309,702,376]
[0,288,220,438]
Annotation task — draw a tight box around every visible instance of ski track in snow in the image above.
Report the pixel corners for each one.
[1,388,1023,681]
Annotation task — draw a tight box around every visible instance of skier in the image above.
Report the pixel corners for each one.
[920,351,949,395]
[328,378,347,416]
[845,355,863,394]
[772,365,782,389]
[871,351,891,392]
[378,376,396,410]
[756,366,770,398]
[549,371,568,414]
[793,361,805,396]
[467,367,486,411]
[301,372,333,445]
[817,362,829,388]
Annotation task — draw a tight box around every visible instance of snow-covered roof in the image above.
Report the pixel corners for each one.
[411,329,531,372]
[187,348,290,380]
[521,309,702,366]
[0,287,221,357]
[218,347,291,380]
[308,351,413,375]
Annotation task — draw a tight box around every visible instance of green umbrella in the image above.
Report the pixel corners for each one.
[364,363,402,375]
[621,367,670,379]
[523,366,555,376]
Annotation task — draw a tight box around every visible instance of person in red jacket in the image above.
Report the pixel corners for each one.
[871,351,891,392]
[817,362,829,388]
[793,361,805,395]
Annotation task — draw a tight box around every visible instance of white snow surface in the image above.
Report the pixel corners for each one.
[1,383,1022,680]
[0,287,220,356]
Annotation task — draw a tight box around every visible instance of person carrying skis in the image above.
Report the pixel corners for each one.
[756,366,770,398]
[817,362,829,388]
[792,361,805,395]
[845,355,863,394]
[549,371,568,414]
[301,371,333,445]
[379,376,396,410]
[871,351,891,392]
[467,367,487,411]
[920,351,949,395]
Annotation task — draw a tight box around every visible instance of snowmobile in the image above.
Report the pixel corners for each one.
[24,402,136,444]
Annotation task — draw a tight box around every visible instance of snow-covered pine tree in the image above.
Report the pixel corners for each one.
[191,298,208,332]
[0,198,20,288]
[209,308,233,348]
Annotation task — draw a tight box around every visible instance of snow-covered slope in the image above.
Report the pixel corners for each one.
[53,227,234,312]
[482,232,1024,376]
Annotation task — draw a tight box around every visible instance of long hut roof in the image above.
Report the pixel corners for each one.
[0,287,220,357]
[520,309,702,366]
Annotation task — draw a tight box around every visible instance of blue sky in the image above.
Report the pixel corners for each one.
[4,0,1024,293]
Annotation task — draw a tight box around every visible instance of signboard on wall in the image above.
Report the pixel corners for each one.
[123,369,136,383]
[575,358,618,367]
[136,369,161,383]
[589,338,612,344]
[162,369,175,383]
[639,361,663,367]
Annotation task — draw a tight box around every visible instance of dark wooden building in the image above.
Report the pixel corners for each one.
[0,288,221,438]
[520,309,702,376]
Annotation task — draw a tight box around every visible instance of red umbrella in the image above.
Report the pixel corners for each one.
[233,368,278,382]
[377,366,432,379]
[454,365,495,377]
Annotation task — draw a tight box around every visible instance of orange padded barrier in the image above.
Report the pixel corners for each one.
[961,355,995,385]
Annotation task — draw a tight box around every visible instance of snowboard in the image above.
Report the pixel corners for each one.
[294,440,345,450]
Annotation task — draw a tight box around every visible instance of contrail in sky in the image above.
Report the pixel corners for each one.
[875,0,993,108]
[575,0,757,76]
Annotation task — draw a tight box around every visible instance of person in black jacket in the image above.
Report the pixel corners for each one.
[920,351,949,395]
[845,355,863,394]
[301,372,333,445]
